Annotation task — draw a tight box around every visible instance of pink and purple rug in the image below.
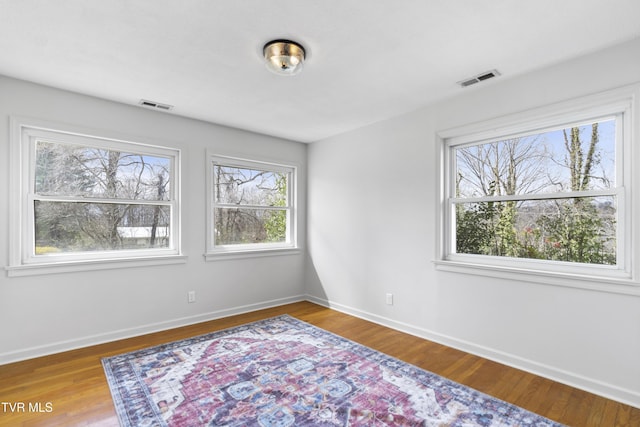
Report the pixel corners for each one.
[102,315,564,426]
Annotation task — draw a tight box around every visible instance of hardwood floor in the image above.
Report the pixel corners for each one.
[1,301,638,426]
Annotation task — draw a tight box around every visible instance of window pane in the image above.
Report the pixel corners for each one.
[35,141,171,200]
[34,201,170,253]
[455,119,615,198]
[215,208,287,245]
[455,196,616,265]
[214,165,287,206]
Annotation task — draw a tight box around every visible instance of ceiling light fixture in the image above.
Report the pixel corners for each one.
[263,39,306,76]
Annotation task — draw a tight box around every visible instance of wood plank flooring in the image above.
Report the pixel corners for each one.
[1,301,638,426]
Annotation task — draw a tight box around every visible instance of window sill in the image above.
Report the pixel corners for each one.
[204,247,301,261]
[5,255,188,277]
[433,259,640,297]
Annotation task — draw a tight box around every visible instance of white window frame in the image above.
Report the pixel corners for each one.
[435,85,640,296]
[204,153,298,260]
[7,116,185,277]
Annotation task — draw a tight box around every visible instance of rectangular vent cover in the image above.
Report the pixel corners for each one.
[458,69,501,88]
[139,99,174,111]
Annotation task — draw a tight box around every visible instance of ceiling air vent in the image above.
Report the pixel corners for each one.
[139,99,174,111]
[457,69,501,88]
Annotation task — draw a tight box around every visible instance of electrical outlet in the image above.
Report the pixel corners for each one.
[188,291,196,303]
[386,293,393,305]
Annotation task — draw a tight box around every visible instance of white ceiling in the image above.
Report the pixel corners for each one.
[1,1,639,143]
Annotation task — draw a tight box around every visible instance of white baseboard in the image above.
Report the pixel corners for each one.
[0,295,306,366]
[305,294,640,409]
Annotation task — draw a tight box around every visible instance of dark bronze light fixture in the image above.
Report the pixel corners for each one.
[263,39,306,76]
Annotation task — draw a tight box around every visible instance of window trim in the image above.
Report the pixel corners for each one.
[6,116,185,277]
[435,84,640,296]
[204,152,299,261]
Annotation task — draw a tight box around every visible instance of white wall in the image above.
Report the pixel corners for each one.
[0,76,307,363]
[306,37,640,407]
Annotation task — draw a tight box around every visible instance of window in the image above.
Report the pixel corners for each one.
[8,117,183,276]
[205,154,297,259]
[437,86,640,290]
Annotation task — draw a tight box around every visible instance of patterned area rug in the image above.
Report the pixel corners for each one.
[102,315,564,426]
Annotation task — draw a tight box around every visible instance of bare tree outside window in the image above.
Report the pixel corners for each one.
[34,140,172,254]
[453,118,616,265]
[213,164,289,246]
